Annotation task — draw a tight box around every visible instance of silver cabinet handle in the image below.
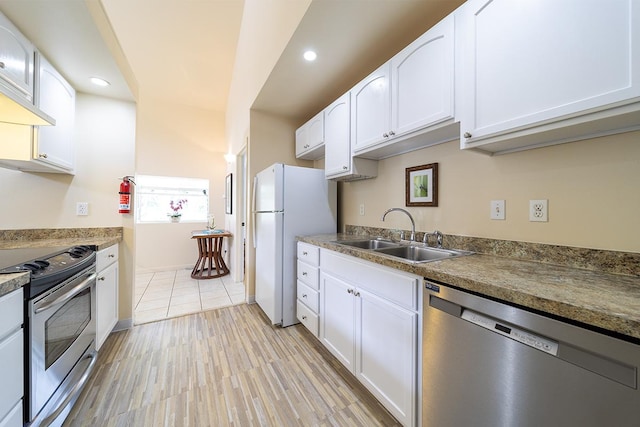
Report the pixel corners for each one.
[108,254,115,258]
[302,294,307,298]
[389,130,395,136]
[98,276,105,281]
[342,166,348,170]
[303,251,308,255]
[383,133,389,138]
[0,62,5,69]
[354,291,361,297]
[347,288,354,294]
[39,153,48,158]
[302,315,307,320]
[302,271,307,276]
[464,132,472,138]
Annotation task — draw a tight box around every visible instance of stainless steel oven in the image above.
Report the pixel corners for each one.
[28,264,97,427]
[0,245,98,427]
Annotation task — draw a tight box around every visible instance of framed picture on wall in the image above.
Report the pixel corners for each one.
[406,163,438,207]
[225,173,233,214]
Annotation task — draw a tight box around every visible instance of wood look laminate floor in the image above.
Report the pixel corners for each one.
[64,303,400,427]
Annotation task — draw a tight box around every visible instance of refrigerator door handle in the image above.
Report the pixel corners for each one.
[252,176,257,248]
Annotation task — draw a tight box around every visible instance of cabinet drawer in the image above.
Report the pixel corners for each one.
[297,260,319,289]
[0,329,23,421]
[297,300,319,337]
[321,249,419,310]
[96,243,119,271]
[0,288,22,341]
[297,242,319,267]
[297,281,319,313]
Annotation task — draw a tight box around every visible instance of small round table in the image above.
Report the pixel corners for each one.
[191,230,232,279]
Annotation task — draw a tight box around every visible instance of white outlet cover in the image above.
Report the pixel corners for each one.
[490,200,505,220]
[76,202,89,216]
[529,199,548,222]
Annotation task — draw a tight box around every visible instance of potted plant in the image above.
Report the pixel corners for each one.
[168,199,187,222]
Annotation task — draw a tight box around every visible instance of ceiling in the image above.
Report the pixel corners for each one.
[0,0,464,122]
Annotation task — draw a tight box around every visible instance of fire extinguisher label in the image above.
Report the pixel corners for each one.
[119,193,130,212]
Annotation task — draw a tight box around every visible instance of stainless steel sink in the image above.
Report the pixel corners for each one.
[334,239,401,250]
[374,245,473,263]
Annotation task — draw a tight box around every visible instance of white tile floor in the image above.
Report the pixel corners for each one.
[134,268,245,325]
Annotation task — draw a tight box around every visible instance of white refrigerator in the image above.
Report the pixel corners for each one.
[253,163,337,327]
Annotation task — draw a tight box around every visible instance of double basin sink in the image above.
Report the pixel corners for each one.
[333,237,473,264]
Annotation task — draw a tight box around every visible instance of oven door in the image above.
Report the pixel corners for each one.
[28,266,97,423]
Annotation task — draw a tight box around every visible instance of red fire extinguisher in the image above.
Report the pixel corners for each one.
[119,176,133,214]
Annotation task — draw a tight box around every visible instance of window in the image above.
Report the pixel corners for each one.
[135,175,209,223]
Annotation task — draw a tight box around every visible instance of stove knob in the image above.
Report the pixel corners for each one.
[23,263,43,272]
[69,249,84,258]
[34,260,50,268]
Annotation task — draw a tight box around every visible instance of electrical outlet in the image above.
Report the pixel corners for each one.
[359,204,365,216]
[490,200,505,220]
[76,202,89,216]
[529,199,548,222]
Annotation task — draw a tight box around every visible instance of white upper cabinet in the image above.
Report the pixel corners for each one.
[295,110,324,160]
[0,12,34,100]
[352,14,457,159]
[324,92,377,181]
[459,0,640,154]
[35,53,76,172]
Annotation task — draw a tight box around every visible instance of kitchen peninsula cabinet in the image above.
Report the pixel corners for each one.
[319,249,420,427]
[96,244,118,350]
[324,92,377,181]
[459,0,640,154]
[351,14,457,160]
[295,111,324,160]
[0,288,23,427]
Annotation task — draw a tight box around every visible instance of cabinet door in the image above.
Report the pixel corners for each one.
[96,261,118,350]
[295,111,324,160]
[35,54,75,171]
[351,63,391,152]
[460,0,640,145]
[324,92,351,177]
[356,289,417,426]
[391,14,454,137]
[0,329,23,421]
[0,12,34,98]
[320,272,355,371]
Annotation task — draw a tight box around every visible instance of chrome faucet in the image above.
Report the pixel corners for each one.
[381,208,416,241]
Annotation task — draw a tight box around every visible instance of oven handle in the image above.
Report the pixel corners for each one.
[36,350,98,427]
[34,272,97,314]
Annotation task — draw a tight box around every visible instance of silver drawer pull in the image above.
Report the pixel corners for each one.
[302,315,307,320]
[302,294,307,298]
[302,272,307,276]
[302,251,308,255]
[108,254,115,258]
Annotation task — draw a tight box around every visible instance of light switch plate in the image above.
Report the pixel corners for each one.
[490,200,505,220]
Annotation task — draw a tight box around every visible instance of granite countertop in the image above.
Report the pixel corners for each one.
[299,233,640,341]
[0,228,122,297]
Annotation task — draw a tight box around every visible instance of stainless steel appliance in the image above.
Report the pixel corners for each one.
[422,280,640,427]
[252,163,336,326]
[1,245,97,427]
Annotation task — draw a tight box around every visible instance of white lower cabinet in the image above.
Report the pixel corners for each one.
[296,242,321,337]
[0,288,23,427]
[96,244,119,350]
[320,249,419,427]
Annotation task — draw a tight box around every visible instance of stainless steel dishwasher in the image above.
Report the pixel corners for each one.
[423,280,640,427]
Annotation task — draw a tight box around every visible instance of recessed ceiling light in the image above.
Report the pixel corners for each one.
[303,50,317,62]
[90,77,110,87]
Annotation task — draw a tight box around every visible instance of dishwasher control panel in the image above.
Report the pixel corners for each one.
[462,309,559,356]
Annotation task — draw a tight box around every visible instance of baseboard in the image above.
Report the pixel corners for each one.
[114,318,133,331]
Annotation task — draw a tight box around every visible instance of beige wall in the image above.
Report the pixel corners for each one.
[224,0,312,295]
[134,93,228,272]
[0,93,137,321]
[341,131,640,253]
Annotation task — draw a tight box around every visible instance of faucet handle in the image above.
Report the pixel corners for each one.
[434,230,443,248]
[399,230,405,241]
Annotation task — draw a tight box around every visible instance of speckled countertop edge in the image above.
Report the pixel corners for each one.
[299,233,640,341]
[0,228,122,297]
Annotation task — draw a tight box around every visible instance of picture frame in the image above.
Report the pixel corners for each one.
[225,173,233,214]
[406,163,438,207]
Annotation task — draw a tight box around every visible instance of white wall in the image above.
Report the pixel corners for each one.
[0,93,137,321]
[134,92,228,272]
